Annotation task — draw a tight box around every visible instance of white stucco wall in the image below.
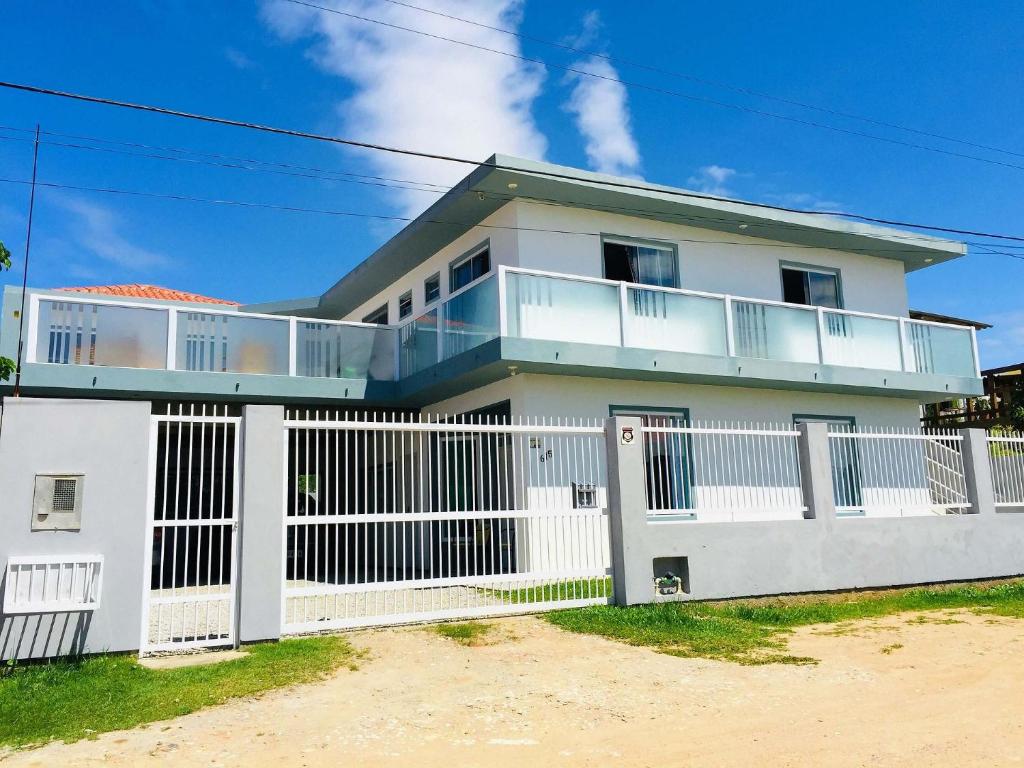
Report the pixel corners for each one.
[342,203,521,324]
[514,201,911,317]
[420,372,922,428]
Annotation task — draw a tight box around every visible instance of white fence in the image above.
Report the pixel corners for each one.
[827,426,969,517]
[988,432,1024,509]
[281,412,611,633]
[640,421,806,522]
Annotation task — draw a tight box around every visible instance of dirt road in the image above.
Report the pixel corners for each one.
[4,610,1023,767]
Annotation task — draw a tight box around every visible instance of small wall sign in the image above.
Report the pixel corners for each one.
[620,426,635,445]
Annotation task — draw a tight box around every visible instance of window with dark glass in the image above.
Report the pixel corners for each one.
[362,304,388,325]
[398,290,413,319]
[602,239,678,288]
[424,273,441,304]
[780,266,841,309]
[450,247,490,292]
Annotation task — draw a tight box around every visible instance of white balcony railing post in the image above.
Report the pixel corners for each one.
[288,317,298,377]
[436,306,445,364]
[496,266,508,337]
[898,317,913,373]
[724,296,735,357]
[24,293,40,364]
[969,327,981,378]
[166,307,178,370]
[618,282,629,347]
[815,306,827,365]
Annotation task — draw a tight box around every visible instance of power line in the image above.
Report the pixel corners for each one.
[281,0,1024,175]
[2,79,1024,242]
[0,175,1019,261]
[379,0,1024,161]
[0,127,971,247]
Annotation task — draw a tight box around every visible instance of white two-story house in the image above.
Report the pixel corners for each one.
[0,154,995,656]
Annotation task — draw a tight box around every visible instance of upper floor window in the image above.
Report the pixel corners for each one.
[780,264,842,309]
[424,273,441,304]
[362,303,389,325]
[398,290,413,320]
[450,245,490,292]
[603,239,679,288]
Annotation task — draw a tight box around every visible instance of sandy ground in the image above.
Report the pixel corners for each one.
[3,609,1023,767]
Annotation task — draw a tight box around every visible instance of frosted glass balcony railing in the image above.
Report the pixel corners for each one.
[27,293,399,383]
[296,321,396,381]
[25,268,981,388]
[505,271,620,344]
[499,267,979,380]
[177,311,290,375]
[624,287,728,356]
[35,299,169,369]
[399,309,439,378]
[821,311,903,371]
[905,322,977,377]
[443,275,499,358]
[731,300,820,364]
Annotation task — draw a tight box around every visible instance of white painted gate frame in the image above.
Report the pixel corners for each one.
[279,415,612,634]
[139,409,243,655]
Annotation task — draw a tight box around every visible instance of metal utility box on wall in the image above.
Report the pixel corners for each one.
[31,474,85,531]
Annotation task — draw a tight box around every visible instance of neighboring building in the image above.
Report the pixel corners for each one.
[1,154,983,420]
[922,362,1023,429]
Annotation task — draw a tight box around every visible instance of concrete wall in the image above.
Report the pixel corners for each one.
[0,398,152,659]
[515,201,911,317]
[343,203,522,324]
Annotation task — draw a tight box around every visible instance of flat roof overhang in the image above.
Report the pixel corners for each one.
[311,155,965,318]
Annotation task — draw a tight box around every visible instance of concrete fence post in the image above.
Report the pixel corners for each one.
[960,428,996,515]
[796,422,836,526]
[237,404,285,643]
[605,416,650,606]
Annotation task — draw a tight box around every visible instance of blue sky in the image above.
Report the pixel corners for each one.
[1,1,1022,366]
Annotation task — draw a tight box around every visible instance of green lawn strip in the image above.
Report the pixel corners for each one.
[481,576,613,605]
[432,621,494,645]
[544,579,1024,665]
[0,636,357,750]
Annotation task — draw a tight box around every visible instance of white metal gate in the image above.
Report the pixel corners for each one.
[281,412,611,633]
[141,405,241,653]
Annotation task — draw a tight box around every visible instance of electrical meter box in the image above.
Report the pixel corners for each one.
[31,474,85,531]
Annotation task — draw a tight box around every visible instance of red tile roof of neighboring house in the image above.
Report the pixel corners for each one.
[55,284,239,306]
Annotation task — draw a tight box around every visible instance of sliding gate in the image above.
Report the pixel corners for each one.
[141,405,241,653]
[281,412,612,633]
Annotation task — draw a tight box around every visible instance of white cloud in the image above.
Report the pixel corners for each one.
[260,0,548,217]
[56,196,170,271]
[762,190,843,212]
[687,165,737,196]
[562,12,640,177]
[225,47,256,70]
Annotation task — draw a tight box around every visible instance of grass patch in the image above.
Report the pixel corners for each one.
[432,621,494,646]
[0,636,357,750]
[544,579,1024,666]
[880,643,904,655]
[484,577,612,604]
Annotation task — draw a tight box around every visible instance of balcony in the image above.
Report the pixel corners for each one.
[396,268,981,401]
[6,267,981,404]
[12,291,397,401]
